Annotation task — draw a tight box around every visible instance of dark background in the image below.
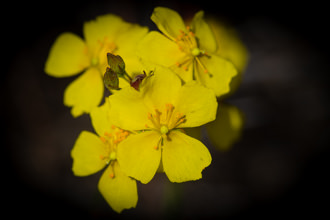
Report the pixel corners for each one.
[2,0,329,219]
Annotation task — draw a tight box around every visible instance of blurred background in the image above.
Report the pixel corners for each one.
[2,0,329,218]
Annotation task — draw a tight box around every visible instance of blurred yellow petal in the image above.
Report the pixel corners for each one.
[206,104,244,151]
[195,54,237,97]
[151,7,186,40]
[162,130,211,182]
[116,24,148,75]
[83,14,127,49]
[174,81,217,128]
[207,19,249,97]
[71,131,107,176]
[90,101,112,137]
[98,162,138,213]
[116,24,149,54]
[191,11,217,53]
[64,67,103,117]
[117,131,161,184]
[208,18,249,73]
[45,33,89,77]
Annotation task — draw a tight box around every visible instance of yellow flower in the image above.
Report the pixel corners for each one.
[71,101,137,213]
[45,14,148,117]
[137,7,237,97]
[107,64,217,184]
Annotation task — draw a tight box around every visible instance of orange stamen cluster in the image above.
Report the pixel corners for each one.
[172,26,212,77]
[98,126,130,179]
[146,104,187,150]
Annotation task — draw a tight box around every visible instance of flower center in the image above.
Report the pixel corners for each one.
[191,47,201,57]
[173,26,212,77]
[160,125,169,134]
[91,57,99,66]
[99,126,129,178]
[90,37,117,68]
[146,104,186,150]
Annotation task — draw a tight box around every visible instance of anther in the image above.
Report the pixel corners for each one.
[100,136,107,143]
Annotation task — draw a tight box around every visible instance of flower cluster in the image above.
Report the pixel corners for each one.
[45,7,248,213]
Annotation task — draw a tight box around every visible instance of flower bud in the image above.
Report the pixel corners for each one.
[107,53,126,76]
[104,67,119,90]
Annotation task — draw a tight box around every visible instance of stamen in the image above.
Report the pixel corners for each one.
[169,113,186,129]
[147,109,162,129]
[154,136,164,150]
[104,132,112,137]
[195,57,213,77]
[165,104,175,124]
[172,57,192,72]
[100,136,107,143]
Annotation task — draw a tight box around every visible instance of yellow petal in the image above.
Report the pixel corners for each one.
[137,31,186,68]
[45,33,89,77]
[162,130,212,182]
[71,131,107,176]
[174,81,218,128]
[141,64,182,109]
[190,11,217,53]
[206,104,244,151]
[64,67,103,117]
[151,7,186,40]
[108,65,182,130]
[116,24,149,54]
[98,162,138,213]
[195,54,237,97]
[90,100,112,137]
[108,87,149,131]
[117,131,161,184]
[83,14,128,49]
[116,24,148,75]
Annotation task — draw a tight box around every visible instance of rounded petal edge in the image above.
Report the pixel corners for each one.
[98,163,138,213]
[162,130,212,183]
[71,131,107,176]
[45,32,89,77]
